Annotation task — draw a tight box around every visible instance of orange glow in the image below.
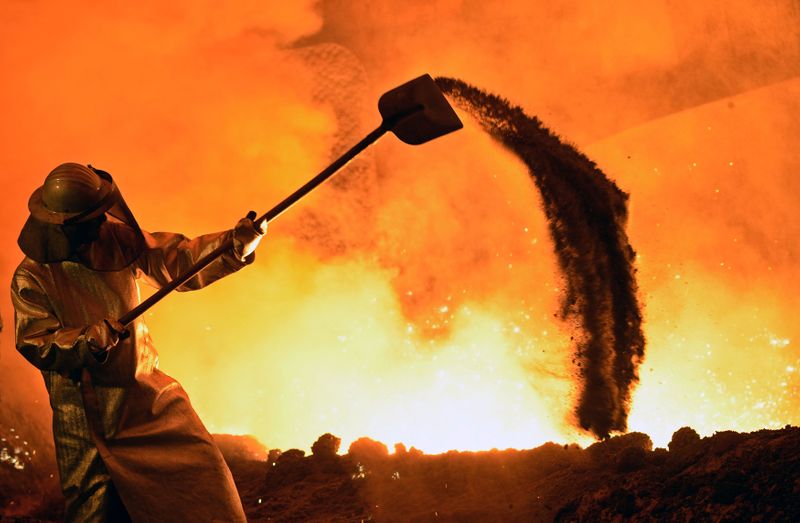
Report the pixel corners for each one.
[1,1,798,460]
[157,248,581,453]
[587,83,800,445]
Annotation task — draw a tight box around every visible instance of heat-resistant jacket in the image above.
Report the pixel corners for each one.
[11,230,250,523]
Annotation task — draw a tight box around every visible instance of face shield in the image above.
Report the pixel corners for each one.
[18,164,145,271]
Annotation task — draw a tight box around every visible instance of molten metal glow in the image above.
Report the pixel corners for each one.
[171,259,587,453]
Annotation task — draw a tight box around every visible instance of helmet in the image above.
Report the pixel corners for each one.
[40,163,110,217]
[28,163,115,224]
[18,163,145,271]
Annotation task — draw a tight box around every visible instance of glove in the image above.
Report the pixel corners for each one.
[232,211,267,261]
[85,318,125,354]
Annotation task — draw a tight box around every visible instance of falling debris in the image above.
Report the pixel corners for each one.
[435,78,645,438]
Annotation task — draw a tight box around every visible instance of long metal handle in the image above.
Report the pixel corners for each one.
[118,123,390,327]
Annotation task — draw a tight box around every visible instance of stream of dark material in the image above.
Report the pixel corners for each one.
[435,77,644,438]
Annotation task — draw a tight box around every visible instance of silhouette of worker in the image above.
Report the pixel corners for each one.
[11,163,266,522]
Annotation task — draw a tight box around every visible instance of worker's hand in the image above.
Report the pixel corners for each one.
[232,211,267,262]
[85,318,125,354]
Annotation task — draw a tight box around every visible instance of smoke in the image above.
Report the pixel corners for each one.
[305,0,800,143]
[435,78,644,438]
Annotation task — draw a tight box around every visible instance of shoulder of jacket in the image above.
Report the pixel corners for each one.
[12,258,50,290]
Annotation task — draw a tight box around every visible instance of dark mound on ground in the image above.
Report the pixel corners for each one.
[2,427,798,522]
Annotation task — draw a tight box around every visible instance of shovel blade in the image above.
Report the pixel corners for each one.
[378,74,463,145]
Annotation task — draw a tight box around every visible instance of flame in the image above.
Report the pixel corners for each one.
[1,1,799,463]
[148,241,587,453]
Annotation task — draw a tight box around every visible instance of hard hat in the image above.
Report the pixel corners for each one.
[28,163,114,224]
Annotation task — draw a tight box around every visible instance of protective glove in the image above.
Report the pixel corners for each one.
[232,211,268,262]
[85,318,125,355]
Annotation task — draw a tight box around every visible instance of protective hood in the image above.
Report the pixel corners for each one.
[18,164,145,271]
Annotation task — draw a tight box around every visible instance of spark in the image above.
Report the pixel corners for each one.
[769,337,791,348]
[0,447,25,471]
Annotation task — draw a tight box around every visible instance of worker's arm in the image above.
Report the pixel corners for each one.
[134,216,266,291]
[12,268,122,372]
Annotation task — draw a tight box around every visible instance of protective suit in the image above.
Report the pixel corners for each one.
[11,163,265,522]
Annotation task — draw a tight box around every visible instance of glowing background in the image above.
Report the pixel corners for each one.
[0,1,798,467]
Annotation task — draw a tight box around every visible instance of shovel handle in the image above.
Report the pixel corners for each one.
[253,123,389,225]
[117,123,390,327]
[118,238,235,326]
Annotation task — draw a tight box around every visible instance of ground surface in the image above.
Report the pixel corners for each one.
[1,426,798,522]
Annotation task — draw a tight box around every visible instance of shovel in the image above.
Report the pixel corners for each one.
[118,73,462,327]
